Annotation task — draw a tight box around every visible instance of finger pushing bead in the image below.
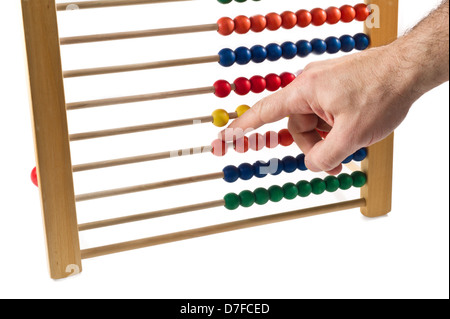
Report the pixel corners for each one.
[236,104,251,117]
[280,72,296,87]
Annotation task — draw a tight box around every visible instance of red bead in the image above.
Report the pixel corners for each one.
[316,129,329,139]
[281,11,297,29]
[265,73,281,92]
[234,15,251,34]
[340,5,356,23]
[214,80,232,98]
[310,8,327,26]
[31,167,38,187]
[278,129,294,146]
[234,77,251,96]
[250,15,267,33]
[265,131,279,148]
[234,136,249,153]
[217,17,235,36]
[211,139,228,157]
[249,133,265,151]
[296,9,312,28]
[250,76,266,94]
[265,12,282,31]
[354,3,370,21]
[326,7,342,24]
[280,72,296,88]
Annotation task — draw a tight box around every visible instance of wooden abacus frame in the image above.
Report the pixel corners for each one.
[22,0,398,279]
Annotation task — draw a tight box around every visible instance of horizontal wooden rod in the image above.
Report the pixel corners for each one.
[63,55,219,78]
[75,171,224,202]
[79,199,225,231]
[72,145,213,172]
[66,86,215,110]
[80,198,366,259]
[345,162,361,172]
[69,112,238,141]
[60,24,218,45]
[57,0,192,11]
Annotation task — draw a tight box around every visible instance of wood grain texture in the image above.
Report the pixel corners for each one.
[361,0,398,217]
[22,0,82,279]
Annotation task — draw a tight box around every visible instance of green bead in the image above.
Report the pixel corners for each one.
[351,171,367,188]
[239,190,255,208]
[283,183,298,200]
[268,185,284,202]
[311,178,326,195]
[324,175,340,192]
[297,180,312,197]
[224,193,240,210]
[254,188,270,205]
[217,0,232,4]
[235,0,247,2]
[338,173,353,190]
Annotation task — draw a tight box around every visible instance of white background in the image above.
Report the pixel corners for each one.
[0,0,448,299]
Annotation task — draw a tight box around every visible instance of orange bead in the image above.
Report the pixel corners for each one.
[310,8,327,26]
[296,9,312,28]
[250,15,267,32]
[217,17,235,36]
[265,12,282,31]
[325,6,342,24]
[340,5,356,23]
[354,3,370,21]
[234,15,251,34]
[281,11,297,29]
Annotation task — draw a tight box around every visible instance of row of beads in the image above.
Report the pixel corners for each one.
[211,105,250,127]
[224,171,368,210]
[218,4,371,36]
[218,33,370,67]
[211,129,295,157]
[213,72,296,98]
[218,0,261,4]
[222,148,368,183]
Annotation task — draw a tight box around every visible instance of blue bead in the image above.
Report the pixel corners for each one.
[325,37,342,54]
[296,40,313,57]
[296,154,308,171]
[234,47,252,65]
[282,156,298,173]
[311,38,327,55]
[238,163,255,181]
[339,35,355,52]
[253,161,269,178]
[266,43,282,62]
[354,33,370,51]
[223,165,240,183]
[281,42,297,59]
[250,45,267,63]
[342,154,354,164]
[218,48,236,67]
[353,148,368,162]
[268,159,284,176]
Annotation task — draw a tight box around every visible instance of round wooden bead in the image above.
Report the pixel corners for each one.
[250,75,266,93]
[324,175,340,192]
[310,8,327,26]
[224,193,240,210]
[283,183,299,200]
[253,161,269,178]
[296,40,313,57]
[325,36,342,54]
[353,148,368,161]
[217,17,235,36]
[254,188,270,205]
[266,43,283,61]
[236,104,250,117]
[265,73,281,91]
[234,136,249,153]
[354,3,370,21]
[214,80,232,98]
[265,131,279,148]
[218,0,232,4]
[268,185,284,202]
[249,133,265,151]
[311,38,327,55]
[250,15,267,32]
[351,171,367,188]
[297,180,312,197]
[238,163,255,180]
[340,5,356,23]
[211,139,228,156]
[31,167,38,187]
[269,158,284,175]
[265,12,283,31]
[280,72,296,87]
[282,156,298,173]
[223,165,240,183]
[281,41,298,59]
[234,77,252,96]
[326,6,342,24]
[234,47,252,65]
[338,173,353,190]
[354,33,370,50]
[239,190,255,207]
[278,129,294,146]
[250,45,267,63]
[296,9,312,28]
[212,109,230,127]
[311,178,326,195]
[296,154,308,171]
[218,48,236,67]
[234,15,251,34]
[342,154,354,164]
[339,34,356,52]
[281,11,297,29]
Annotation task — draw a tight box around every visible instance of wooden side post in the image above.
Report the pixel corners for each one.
[22,0,82,279]
[360,0,399,217]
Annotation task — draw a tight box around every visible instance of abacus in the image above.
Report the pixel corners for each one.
[22,0,398,279]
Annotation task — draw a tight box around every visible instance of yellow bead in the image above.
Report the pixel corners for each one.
[236,105,251,117]
[212,109,230,127]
